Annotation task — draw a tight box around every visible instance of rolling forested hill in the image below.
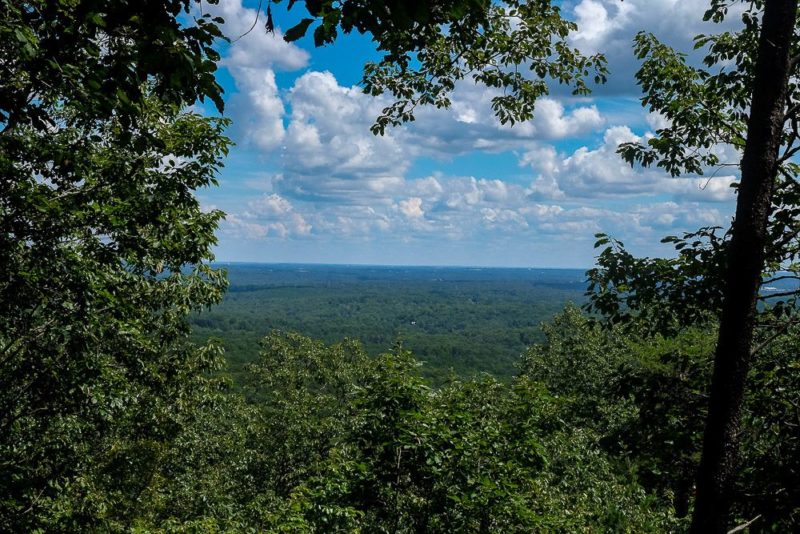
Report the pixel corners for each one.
[191,263,587,383]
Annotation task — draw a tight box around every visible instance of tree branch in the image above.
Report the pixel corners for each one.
[727,515,761,534]
[757,289,799,300]
[762,273,800,284]
[750,319,798,356]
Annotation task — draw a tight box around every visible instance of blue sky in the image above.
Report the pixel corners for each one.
[198,0,743,268]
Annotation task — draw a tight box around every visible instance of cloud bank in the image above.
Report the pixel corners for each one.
[208,0,740,266]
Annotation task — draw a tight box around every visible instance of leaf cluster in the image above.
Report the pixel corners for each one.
[1,2,232,530]
[522,306,800,529]
[585,229,728,334]
[613,2,800,313]
[1,0,226,133]
[230,334,679,531]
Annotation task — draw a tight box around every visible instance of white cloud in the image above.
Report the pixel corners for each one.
[532,100,604,139]
[672,176,737,203]
[524,125,646,198]
[222,164,733,265]
[248,193,292,216]
[568,0,746,96]
[211,0,743,265]
[210,0,309,71]
[408,175,446,202]
[481,207,529,230]
[274,71,410,200]
[223,214,269,239]
[519,203,565,220]
[224,194,312,239]
[398,197,425,219]
[572,0,636,53]
[522,124,740,202]
[204,0,310,150]
[409,86,606,154]
[229,68,287,150]
[311,205,392,236]
[646,111,671,131]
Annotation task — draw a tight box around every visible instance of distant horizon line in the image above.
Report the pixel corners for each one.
[210,260,590,270]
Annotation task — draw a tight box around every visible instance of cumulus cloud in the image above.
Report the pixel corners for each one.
[311,205,392,236]
[567,0,746,96]
[672,176,738,203]
[252,73,594,203]
[223,194,312,239]
[210,1,309,71]
[229,68,287,150]
[247,193,293,216]
[409,84,606,154]
[398,197,425,219]
[223,213,270,239]
[533,99,604,139]
[273,71,410,200]
[203,0,309,150]
[646,111,672,131]
[222,165,734,265]
[211,0,742,265]
[522,125,739,202]
[216,0,736,161]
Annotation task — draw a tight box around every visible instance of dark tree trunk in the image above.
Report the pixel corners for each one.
[690,1,798,532]
[675,476,691,519]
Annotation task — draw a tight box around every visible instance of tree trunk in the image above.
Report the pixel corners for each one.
[690,1,798,532]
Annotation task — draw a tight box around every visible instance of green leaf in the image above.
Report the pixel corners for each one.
[284,18,314,42]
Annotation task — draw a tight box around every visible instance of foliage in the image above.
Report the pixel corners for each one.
[118,332,680,531]
[1,1,230,529]
[734,325,800,529]
[585,229,728,334]
[1,0,225,131]
[127,385,260,532]
[521,304,632,420]
[523,306,800,530]
[255,334,679,531]
[276,0,608,133]
[191,264,586,384]
[0,94,230,531]
[602,1,800,319]
[277,0,491,49]
[5,1,798,531]
[581,4,800,527]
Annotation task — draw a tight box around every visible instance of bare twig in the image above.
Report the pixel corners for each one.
[230,0,264,43]
[757,289,799,300]
[762,273,800,284]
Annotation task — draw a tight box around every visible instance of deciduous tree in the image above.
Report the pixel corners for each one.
[586,1,800,530]
[1,1,230,529]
